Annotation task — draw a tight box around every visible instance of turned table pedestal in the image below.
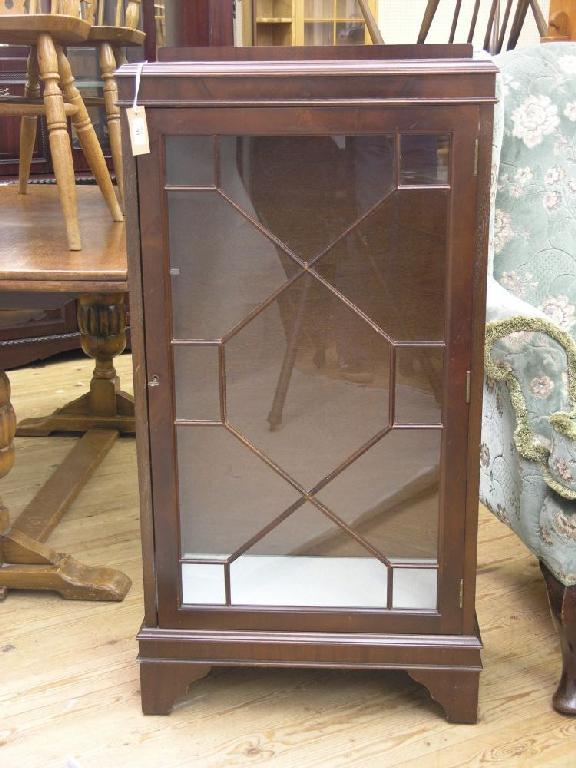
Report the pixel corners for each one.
[0,185,133,601]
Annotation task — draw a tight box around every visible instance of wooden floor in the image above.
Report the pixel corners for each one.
[1,354,575,768]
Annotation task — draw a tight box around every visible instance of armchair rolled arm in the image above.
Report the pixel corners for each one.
[485,308,576,500]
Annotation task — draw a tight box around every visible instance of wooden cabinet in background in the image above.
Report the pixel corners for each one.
[142,0,234,59]
[243,0,378,46]
[0,294,131,370]
[0,298,80,370]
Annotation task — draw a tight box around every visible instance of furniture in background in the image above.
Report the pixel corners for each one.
[0,183,132,601]
[242,0,378,47]
[0,43,121,178]
[0,0,123,250]
[545,0,576,39]
[0,45,51,177]
[0,297,80,370]
[142,0,234,59]
[480,42,576,715]
[80,0,145,205]
[418,0,548,52]
[118,44,496,722]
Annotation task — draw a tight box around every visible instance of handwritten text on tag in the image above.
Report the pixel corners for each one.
[126,106,150,156]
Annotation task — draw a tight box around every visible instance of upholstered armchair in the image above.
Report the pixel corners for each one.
[481,42,576,714]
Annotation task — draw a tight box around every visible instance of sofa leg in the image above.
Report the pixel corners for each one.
[541,561,576,715]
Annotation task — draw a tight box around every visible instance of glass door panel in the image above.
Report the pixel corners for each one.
[166,131,450,613]
[303,0,375,46]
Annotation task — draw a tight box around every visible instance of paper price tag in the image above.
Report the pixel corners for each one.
[126,105,150,157]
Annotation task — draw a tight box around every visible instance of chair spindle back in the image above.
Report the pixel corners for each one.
[418,0,548,53]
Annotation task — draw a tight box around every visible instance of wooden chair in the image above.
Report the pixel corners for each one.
[417,0,548,52]
[81,1,145,204]
[0,0,123,251]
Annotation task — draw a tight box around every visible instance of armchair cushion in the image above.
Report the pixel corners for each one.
[492,43,576,327]
[481,42,576,586]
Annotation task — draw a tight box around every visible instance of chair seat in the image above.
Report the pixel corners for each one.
[88,25,145,46]
[0,15,91,46]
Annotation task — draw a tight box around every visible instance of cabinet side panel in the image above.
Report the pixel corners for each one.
[462,103,494,634]
[123,110,158,627]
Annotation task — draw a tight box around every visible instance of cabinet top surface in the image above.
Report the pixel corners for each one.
[119,43,496,77]
[117,45,497,106]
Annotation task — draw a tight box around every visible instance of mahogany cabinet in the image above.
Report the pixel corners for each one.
[118,44,497,722]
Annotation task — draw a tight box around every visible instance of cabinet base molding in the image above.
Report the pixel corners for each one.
[138,624,482,722]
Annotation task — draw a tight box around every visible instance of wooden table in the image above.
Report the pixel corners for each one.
[0,184,133,601]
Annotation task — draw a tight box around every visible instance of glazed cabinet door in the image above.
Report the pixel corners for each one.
[138,106,482,635]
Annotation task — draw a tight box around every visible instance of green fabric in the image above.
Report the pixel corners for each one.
[481,43,576,586]
[485,317,576,499]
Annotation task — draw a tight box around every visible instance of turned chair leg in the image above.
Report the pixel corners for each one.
[36,34,81,251]
[19,47,40,195]
[541,562,576,715]
[99,43,124,207]
[55,46,123,224]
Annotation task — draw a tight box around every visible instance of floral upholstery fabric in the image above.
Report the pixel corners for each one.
[480,43,576,585]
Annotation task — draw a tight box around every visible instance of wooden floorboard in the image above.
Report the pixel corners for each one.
[1,353,575,768]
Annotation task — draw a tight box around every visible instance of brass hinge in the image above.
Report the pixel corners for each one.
[465,370,471,404]
[459,579,464,609]
[474,137,479,176]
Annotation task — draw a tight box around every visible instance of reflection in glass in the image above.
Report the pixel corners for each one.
[166,136,215,187]
[225,272,391,490]
[220,135,395,262]
[304,0,334,17]
[315,190,448,341]
[304,22,334,45]
[400,134,450,185]
[336,0,363,17]
[173,345,221,422]
[178,426,301,559]
[396,348,444,425]
[256,0,293,18]
[316,429,440,559]
[238,501,372,556]
[335,21,365,44]
[229,502,389,607]
[168,190,290,340]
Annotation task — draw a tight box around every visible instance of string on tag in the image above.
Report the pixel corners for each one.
[133,60,147,110]
[127,61,150,157]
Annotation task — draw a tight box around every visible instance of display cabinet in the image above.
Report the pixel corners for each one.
[243,0,378,46]
[118,43,497,722]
